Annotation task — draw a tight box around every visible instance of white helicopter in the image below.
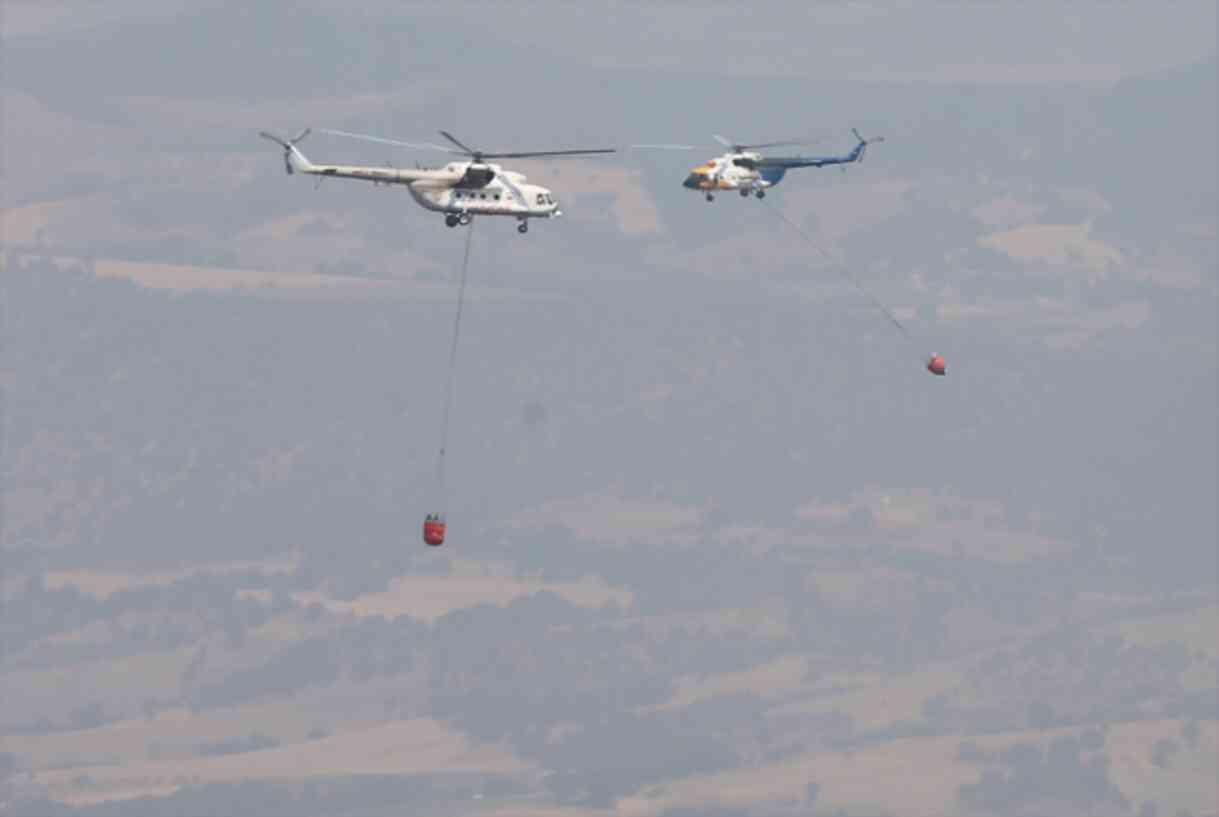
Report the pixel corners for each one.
[258,128,615,234]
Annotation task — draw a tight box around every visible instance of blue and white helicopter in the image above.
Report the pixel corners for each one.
[639,129,884,201]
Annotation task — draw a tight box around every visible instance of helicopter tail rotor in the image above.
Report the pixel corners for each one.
[258,128,312,175]
[850,128,885,163]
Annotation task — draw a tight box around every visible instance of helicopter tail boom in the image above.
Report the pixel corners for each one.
[752,129,884,170]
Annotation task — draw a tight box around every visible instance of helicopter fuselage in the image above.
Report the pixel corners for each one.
[681,133,874,201]
[408,163,560,219]
[272,142,562,231]
[682,152,778,195]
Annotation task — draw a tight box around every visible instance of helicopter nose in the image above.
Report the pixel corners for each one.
[682,173,701,189]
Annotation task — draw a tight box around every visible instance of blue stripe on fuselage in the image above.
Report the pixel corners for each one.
[759,166,787,184]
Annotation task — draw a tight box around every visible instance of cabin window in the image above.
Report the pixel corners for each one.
[535,193,545,205]
[494,194,501,201]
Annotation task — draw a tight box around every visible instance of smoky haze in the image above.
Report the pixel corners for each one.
[1,2,1216,816]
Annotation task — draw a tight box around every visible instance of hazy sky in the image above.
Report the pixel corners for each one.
[8,0,1215,79]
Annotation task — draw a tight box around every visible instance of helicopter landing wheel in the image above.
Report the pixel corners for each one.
[458,212,472,226]
[705,193,714,202]
[445,214,459,228]
[740,189,750,197]
[517,220,529,234]
[755,190,766,199]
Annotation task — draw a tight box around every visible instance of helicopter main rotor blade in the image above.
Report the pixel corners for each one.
[480,148,616,160]
[739,138,815,150]
[438,130,479,157]
[713,132,822,151]
[319,128,458,154]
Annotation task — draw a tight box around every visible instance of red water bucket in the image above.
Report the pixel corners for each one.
[422,516,446,546]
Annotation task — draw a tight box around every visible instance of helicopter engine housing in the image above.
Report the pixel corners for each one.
[459,165,496,188]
